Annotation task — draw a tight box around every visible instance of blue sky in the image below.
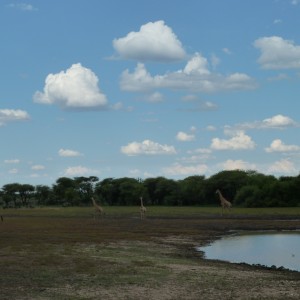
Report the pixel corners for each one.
[1,0,300,187]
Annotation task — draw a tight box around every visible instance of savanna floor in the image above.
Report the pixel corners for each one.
[1,206,300,299]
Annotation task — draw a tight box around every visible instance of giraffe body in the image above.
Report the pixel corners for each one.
[216,189,232,215]
[140,197,147,219]
[91,197,104,219]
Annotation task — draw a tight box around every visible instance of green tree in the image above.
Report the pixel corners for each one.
[52,177,77,205]
[35,185,52,205]
[206,170,249,205]
[234,185,263,207]
[178,175,206,205]
[18,184,35,207]
[115,177,144,205]
[74,176,99,205]
[95,178,116,205]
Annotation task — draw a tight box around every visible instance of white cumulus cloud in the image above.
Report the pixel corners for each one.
[120,53,256,93]
[233,114,297,130]
[183,52,210,75]
[34,63,108,110]
[221,159,256,171]
[121,139,176,156]
[176,131,195,142]
[268,159,297,174]
[113,20,186,62]
[261,114,297,128]
[59,148,83,157]
[265,139,300,153]
[254,36,300,69]
[211,131,256,150]
[0,109,30,126]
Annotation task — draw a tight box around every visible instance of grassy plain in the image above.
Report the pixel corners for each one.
[1,206,300,299]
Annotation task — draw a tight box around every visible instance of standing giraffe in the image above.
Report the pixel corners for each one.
[91,197,104,219]
[216,189,232,215]
[140,196,146,220]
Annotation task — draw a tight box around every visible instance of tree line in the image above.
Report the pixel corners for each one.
[0,170,300,208]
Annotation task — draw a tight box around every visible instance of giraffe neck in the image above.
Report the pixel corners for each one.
[217,190,226,204]
[92,197,97,207]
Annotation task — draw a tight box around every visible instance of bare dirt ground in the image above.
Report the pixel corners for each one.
[1,212,300,299]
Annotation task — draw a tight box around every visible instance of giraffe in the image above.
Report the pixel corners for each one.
[140,196,146,220]
[91,197,104,219]
[216,189,232,215]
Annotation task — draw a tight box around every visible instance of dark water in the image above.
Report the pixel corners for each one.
[198,231,300,272]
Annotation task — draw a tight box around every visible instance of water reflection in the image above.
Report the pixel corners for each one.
[198,231,300,272]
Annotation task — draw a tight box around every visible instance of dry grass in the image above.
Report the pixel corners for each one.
[1,207,300,299]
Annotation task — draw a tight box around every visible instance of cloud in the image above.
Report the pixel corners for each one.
[181,95,218,111]
[206,125,217,131]
[211,131,256,150]
[254,36,300,69]
[58,148,83,157]
[221,159,256,171]
[222,48,232,55]
[176,131,195,142]
[0,109,30,126]
[4,159,20,164]
[113,20,186,62]
[261,114,297,128]
[9,168,19,174]
[34,63,108,110]
[7,3,37,11]
[267,73,289,81]
[233,114,298,130]
[64,166,97,177]
[145,92,164,103]
[265,139,300,153]
[183,52,210,75]
[187,148,212,155]
[211,54,220,69]
[120,53,257,93]
[31,165,45,171]
[268,159,297,174]
[163,162,208,176]
[121,139,176,156]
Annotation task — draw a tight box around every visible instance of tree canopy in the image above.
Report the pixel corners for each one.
[1,171,300,208]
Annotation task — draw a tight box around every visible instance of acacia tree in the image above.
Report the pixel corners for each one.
[1,183,34,207]
[1,183,20,207]
[18,184,35,207]
[74,176,99,205]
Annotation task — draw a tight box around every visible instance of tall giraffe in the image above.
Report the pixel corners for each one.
[216,189,232,215]
[91,197,104,219]
[140,196,146,219]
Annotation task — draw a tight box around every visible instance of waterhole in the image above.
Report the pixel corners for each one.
[198,231,300,272]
